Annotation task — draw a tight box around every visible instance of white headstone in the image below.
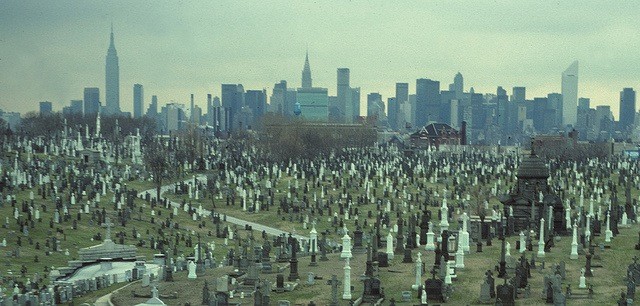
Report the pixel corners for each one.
[187,261,197,279]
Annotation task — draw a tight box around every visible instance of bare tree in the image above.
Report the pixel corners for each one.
[259,113,376,161]
[144,139,170,201]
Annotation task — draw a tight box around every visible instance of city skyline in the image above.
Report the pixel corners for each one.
[1,1,639,119]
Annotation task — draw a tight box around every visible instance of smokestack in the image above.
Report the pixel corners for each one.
[461,121,467,145]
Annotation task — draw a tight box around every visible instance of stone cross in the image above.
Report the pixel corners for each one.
[327,274,341,305]
[102,217,114,241]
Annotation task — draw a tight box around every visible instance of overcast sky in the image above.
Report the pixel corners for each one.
[1,1,639,119]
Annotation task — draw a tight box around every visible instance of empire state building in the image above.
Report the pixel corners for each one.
[105,25,120,115]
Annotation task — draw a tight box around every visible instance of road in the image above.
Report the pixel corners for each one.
[136,174,310,242]
[94,280,140,306]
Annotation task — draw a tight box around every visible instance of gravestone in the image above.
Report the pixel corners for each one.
[479,279,492,303]
[307,272,315,285]
[213,292,229,306]
[276,274,285,293]
[327,274,341,306]
[496,278,516,306]
[362,276,384,303]
[424,268,447,302]
[377,252,389,268]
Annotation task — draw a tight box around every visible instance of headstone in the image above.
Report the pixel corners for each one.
[187,260,197,279]
[142,273,150,287]
[307,272,315,285]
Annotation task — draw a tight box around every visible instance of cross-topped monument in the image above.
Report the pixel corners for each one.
[102,216,115,242]
[327,274,341,306]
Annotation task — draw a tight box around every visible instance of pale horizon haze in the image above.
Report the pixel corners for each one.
[1,1,639,119]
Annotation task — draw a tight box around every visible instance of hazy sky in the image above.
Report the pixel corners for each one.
[1,1,639,119]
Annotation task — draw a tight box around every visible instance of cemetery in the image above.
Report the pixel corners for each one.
[1,117,640,305]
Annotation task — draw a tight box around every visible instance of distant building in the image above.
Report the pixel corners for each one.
[366,93,383,119]
[133,84,143,118]
[351,87,361,120]
[39,101,52,115]
[387,98,398,130]
[1,112,21,129]
[396,83,409,105]
[578,97,590,110]
[620,88,636,134]
[146,95,158,118]
[561,61,578,127]
[63,100,83,115]
[160,103,185,133]
[415,78,440,127]
[511,87,526,102]
[595,105,613,139]
[532,97,548,132]
[210,106,230,133]
[547,93,563,129]
[337,68,352,123]
[450,99,459,129]
[245,89,267,127]
[576,97,591,140]
[84,87,101,115]
[453,72,464,99]
[105,25,121,115]
[192,105,202,126]
[221,84,244,131]
[301,51,312,89]
[296,87,329,122]
[270,80,288,115]
[394,83,408,129]
[409,123,462,149]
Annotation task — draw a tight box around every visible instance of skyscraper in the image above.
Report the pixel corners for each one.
[68,100,83,115]
[495,86,508,131]
[533,97,548,132]
[396,83,409,105]
[105,25,120,115]
[366,93,383,118]
[547,93,563,129]
[512,87,526,102]
[576,97,591,139]
[245,89,267,125]
[453,72,464,99]
[301,51,312,89]
[620,88,636,133]
[415,78,440,127]
[337,68,352,123]
[221,84,244,130]
[133,84,143,118]
[39,101,52,115]
[271,81,288,115]
[387,98,398,130]
[84,87,100,115]
[351,87,361,120]
[395,83,409,129]
[146,95,158,118]
[561,61,578,127]
[578,97,590,110]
